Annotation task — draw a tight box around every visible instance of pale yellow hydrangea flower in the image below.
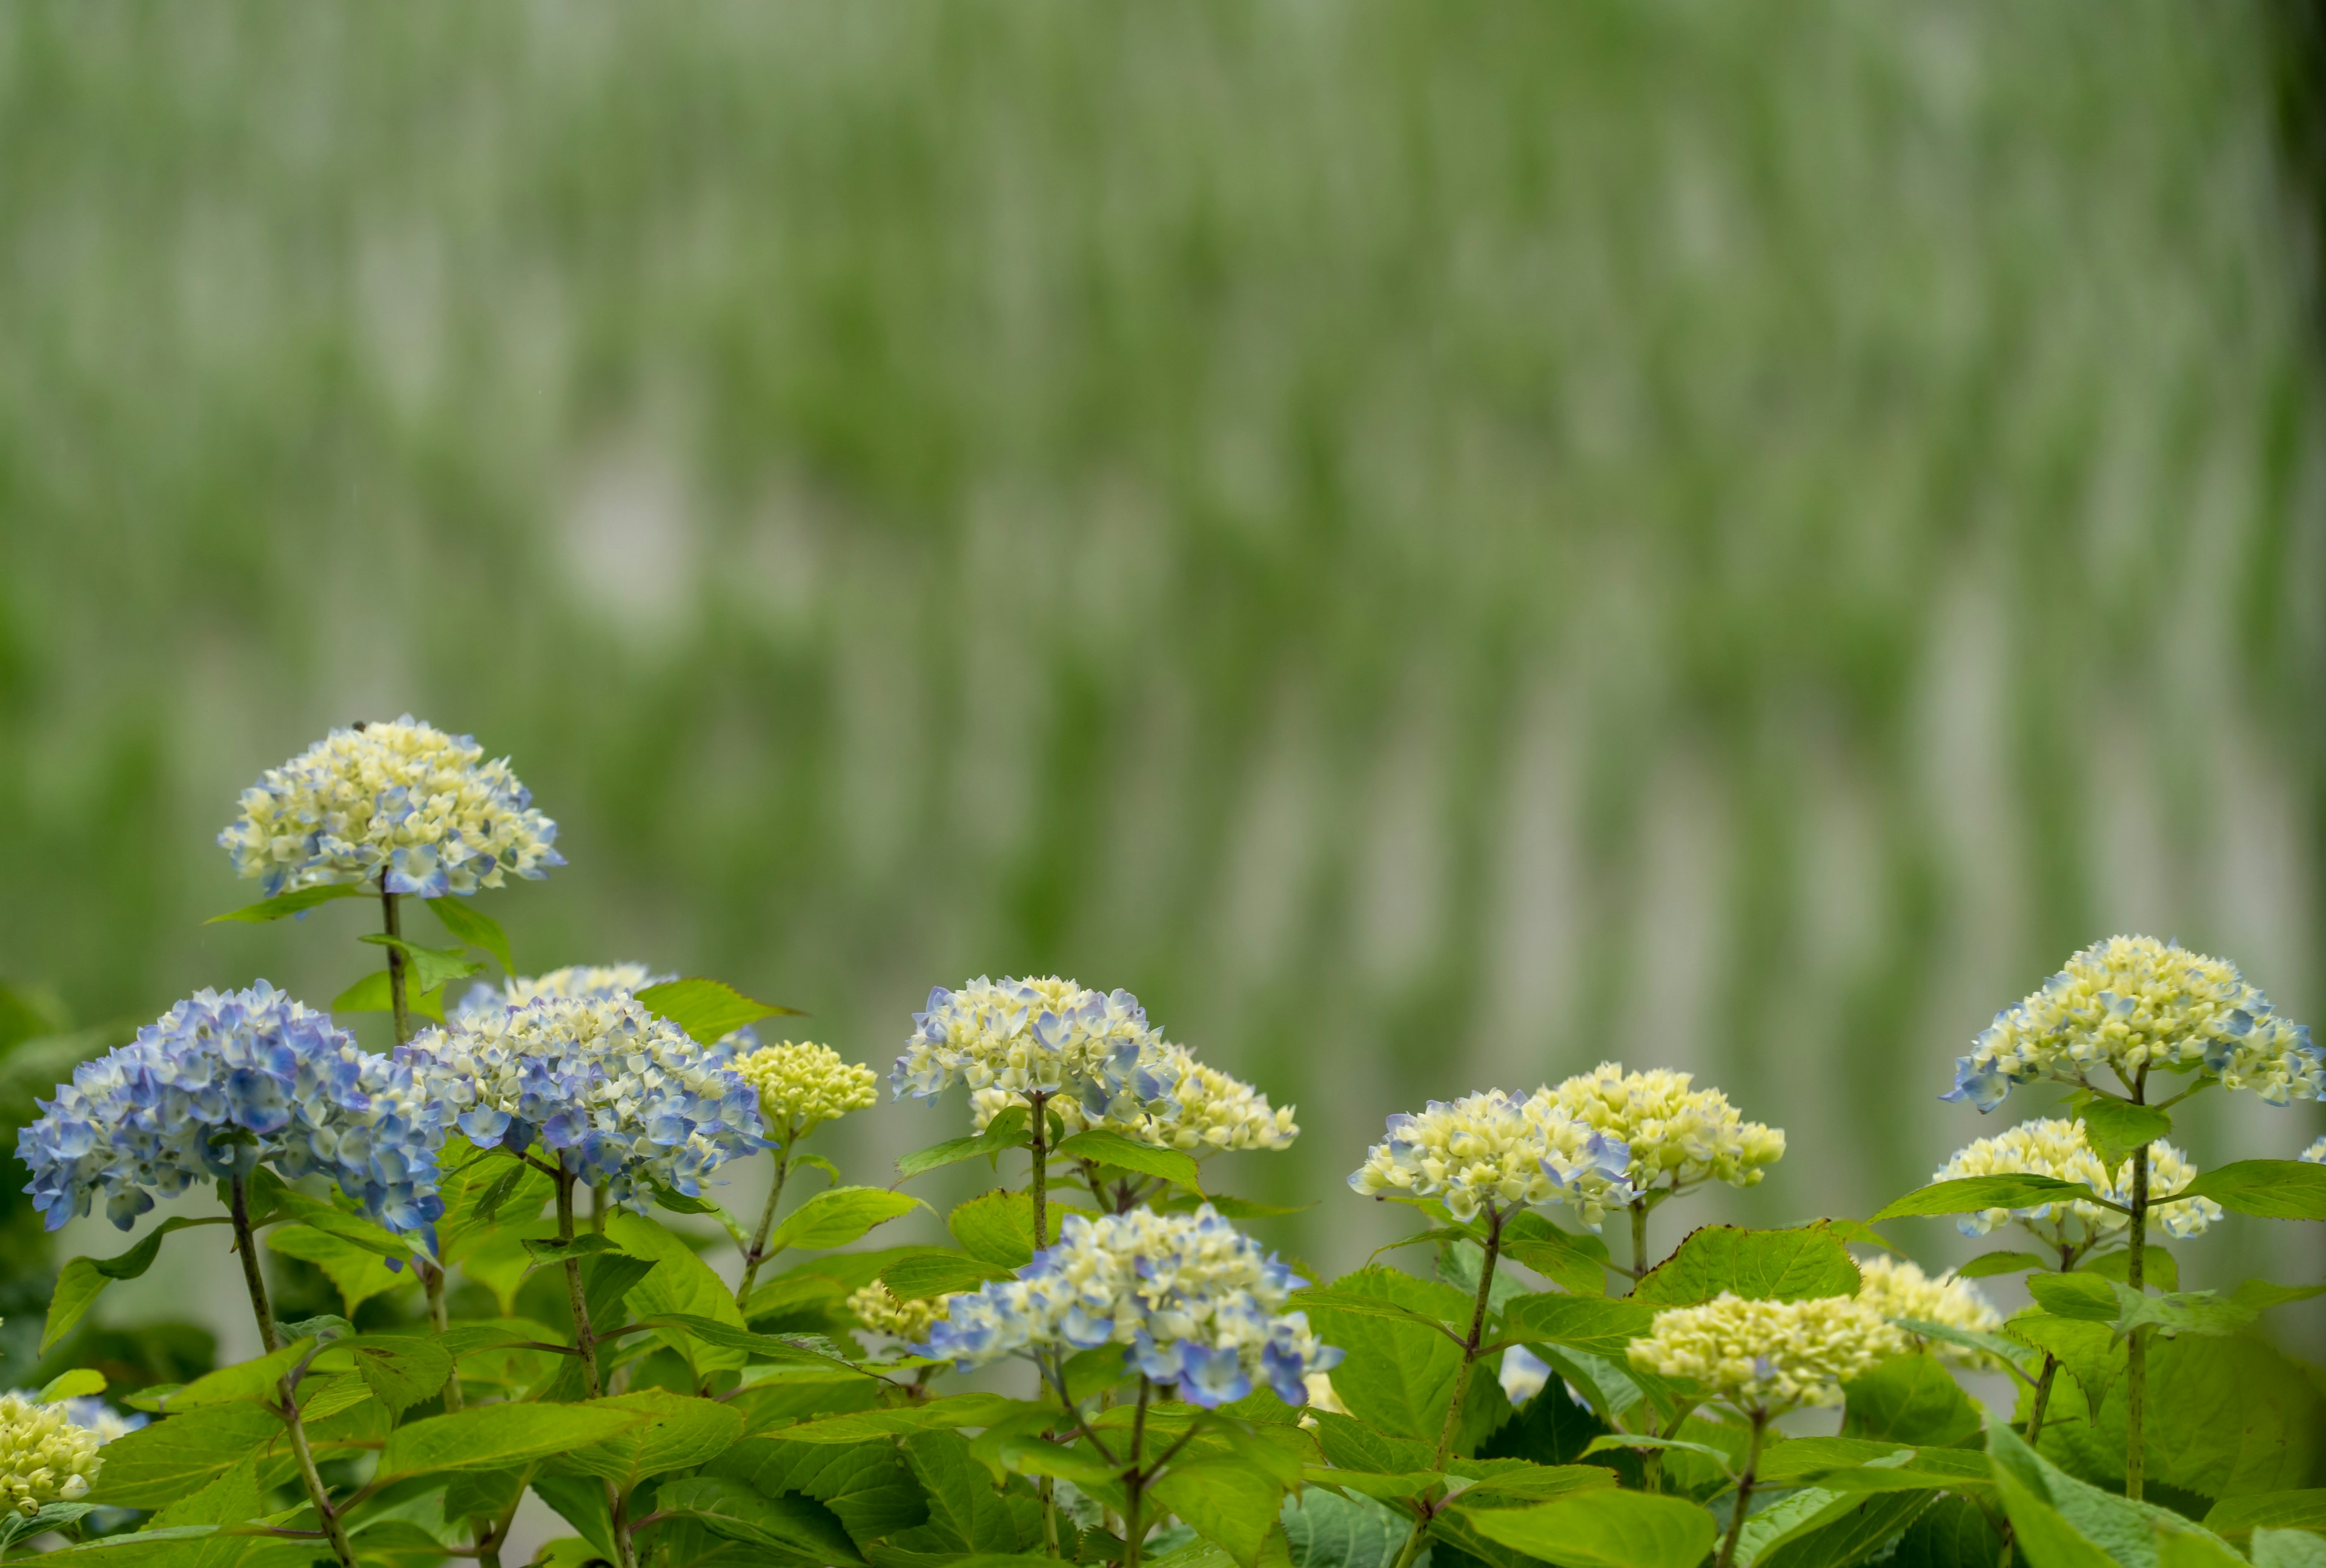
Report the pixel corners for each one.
[1347,1088,1634,1227]
[735,1041,879,1139]
[1935,1118,2221,1244]
[0,1393,102,1517]
[1551,1062,1785,1193]
[1851,1255,2001,1366]
[847,1280,952,1342]
[1628,1294,1906,1411]
[971,1044,1297,1155]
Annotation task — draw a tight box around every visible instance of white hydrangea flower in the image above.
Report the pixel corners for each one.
[1347,1088,1635,1228]
[0,1393,103,1516]
[893,976,1178,1121]
[1935,1117,2221,1243]
[735,1042,879,1139]
[1851,1255,2001,1366]
[848,1280,953,1341]
[1627,1294,1906,1412]
[219,716,562,898]
[923,1205,1340,1409]
[970,1044,1296,1155]
[1550,1063,1784,1193]
[1945,936,2319,1111]
[2301,1136,2326,1165]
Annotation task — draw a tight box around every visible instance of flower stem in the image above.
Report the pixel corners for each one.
[1631,1200,1650,1285]
[2024,1353,2059,1447]
[230,1173,360,1568]
[735,1137,793,1309]
[555,1173,603,1401]
[1122,1376,1151,1568]
[2124,1108,2150,1501]
[380,886,412,1047]
[1028,1091,1050,1252]
[1714,1409,1769,1568]
[1432,1205,1505,1467]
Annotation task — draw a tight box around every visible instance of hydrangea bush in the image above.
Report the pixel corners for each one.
[10,723,2326,1568]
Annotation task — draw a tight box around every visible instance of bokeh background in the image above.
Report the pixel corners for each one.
[4,1,2325,1385]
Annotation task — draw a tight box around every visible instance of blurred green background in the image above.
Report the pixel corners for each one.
[3,1,2324,1376]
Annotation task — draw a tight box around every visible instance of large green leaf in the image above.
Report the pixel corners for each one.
[655,1477,862,1564]
[377,1401,647,1479]
[45,1217,229,1353]
[1957,1250,2050,1279]
[763,1394,1032,1443]
[359,933,484,991]
[2010,1314,2125,1417]
[1992,1417,2241,1566]
[1759,1494,1938,1568]
[888,1431,1044,1555]
[1496,1294,1656,1359]
[551,1389,746,1491]
[1497,1213,1614,1297]
[708,1436,932,1547]
[331,969,446,1022]
[0,1502,95,1555]
[1631,1225,1861,1305]
[339,1335,454,1415]
[878,1251,1016,1302]
[2205,1490,2326,1546]
[266,1225,412,1315]
[2251,1531,2326,1568]
[2165,1161,2326,1221]
[154,1339,311,1411]
[898,1106,1031,1179]
[206,885,363,922]
[1884,1496,2008,1568]
[436,1158,555,1265]
[769,1186,926,1254]
[2037,1332,2326,1499]
[1465,1489,1716,1568]
[89,1406,284,1508]
[1872,1176,2106,1222]
[632,1312,867,1374]
[1151,1463,1292,1568]
[1841,1354,1980,1447]
[606,1210,752,1374]
[1053,1128,1202,1194]
[634,978,803,1042]
[1299,1268,1471,1445]
[425,895,514,973]
[2074,1097,2173,1168]
[949,1189,1062,1268]
[1279,1487,1409,1568]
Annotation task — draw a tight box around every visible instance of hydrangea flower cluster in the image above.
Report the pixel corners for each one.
[1850,1255,2001,1365]
[2301,1136,2326,1165]
[1933,1117,2220,1242]
[970,1044,1297,1155]
[397,996,764,1203]
[460,964,671,1019]
[1,1397,147,1449]
[18,983,446,1236]
[219,716,563,899]
[1627,1294,1906,1411]
[847,1280,952,1342]
[893,977,1179,1120]
[1549,1062,1785,1193]
[919,1205,1342,1408]
[735,1042,878,1139]
[1943,936,2322,1111]
[0,1394,104,1516]
[1348,1088,1634,1227]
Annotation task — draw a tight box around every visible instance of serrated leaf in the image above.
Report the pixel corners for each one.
[331,969,446,1023]
[655,1475,863,1563]
[1193,1196,1319,1220]
[881,1252,1015,1301]
[2008,1314,2124,1417]
[1631,1225,1861,1305]
[765,1394,1033,1443]
[89,1406,284,1507]
[634,978,803,1044]
[2024,1272,2119,1322]
[154,1339,311,1411]
[1955,1250,2048,1279]
[44,1217,229,1353]
[2082,1245,2179,1291]
[1873,1175,2109,1222]
[707,1433,932,1546]
[549,1389,745,1491]
[1464,1489,1716,1568]
[344,1335,453,1415]
[606,1211,752,1375]
[379,1401,647,1480]
[2073,1095,2173,1168]
[1280,1487,1410,1568]
[2167,1160,2326,1220]
[2205,1490,2326,1545]
[1892,1317,2041,1379]
[950,1189,1065,1268]
[1841,1354,1981,1447]
[267,1225,412,1315]
[631,1312,867,1371]
[1496,1294,1656,1358]
[425,896,513,973]
[770,1186,926,1254]
[1497,1213,1614,1296]
[1151,1463,1290,1568]
[358,933,484,992]
[206,885,363,923]
[1299,1269,1476,1447]
[0,1501,95,1553]
[898,1106,1030,1179]
[1053,1128,1202,1194]
[1576,1434,1736,1473]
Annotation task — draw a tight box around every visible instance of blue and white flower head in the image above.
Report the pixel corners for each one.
[970,1042,1297,1155]
[1933,1117,2221,1243]
[1550,1064,1784,1193]
[16,983,446,1237]
[2302,1136,2326,1165]
[0,1394,103,1515]
[919,1205,1341,1409]
[893,976,1179,1122]
[458,964,763,1051]
[219,716,563,899]
[1347,1087,1635,1228]
[397,994,764,1205]
[1628,1294,1905,1412]
[1943,936,2321,1112]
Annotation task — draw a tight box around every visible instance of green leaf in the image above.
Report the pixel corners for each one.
[342,1335,454,1415]
[655,1476,863,1563]
[2167,1160,2326,1220]
[1196,1196,1319,1220]
[154,1338,311,1411]
[2008,1315,2124,1416]
[766,1394,1034,1443]
[1497,1213,1614,1296]
[1464,1489,1717,1568]
[707,1434,932,1547]
[359,933,485,992]
[629,1313,867,1372]
[44,1217,229,1353]
[1576,1434,1736,1474]
[1990,1416,2239,1566]
[2205,1490,2326,1545]
[266,1225,413,1315]
[245,1171,416,1263]
[1883,1495,2007,1568]
[1893,1317,2043,1380]
[881,1252,1015,1301]
[378,1401,648,1479]
[1150,1463,1291,1568]
[1872,1175,2107,1222]
[2025,1272,2119,1322]
[1053,1128,1202,1194]
[1298,1268,1474,1447]
[1758,1492,1939,1568]
[948,1189,1067,1268]
[898,1106,1031,1179]
[1630,1224,1861,1306]
[1956,1251,2049,1279]
[0,1501,95,1554]
[2251,1530,2326,1568]
[770,1186,926,1254]
[426,896,514,973]
[206,885,363,923]
[2084,1246,2179,1291]
[1496,1294,1657,1359]
[1841,1355,1981,1447]
[2039,1331,2326,1498]
[1280,1488,1410,1568]
[2073,1095,2173,1168]
[39,1368,106,1403]
[550,1389,746,1491]
[331,969,446,1023]
[634,978,803,1044]
[891,1431,1045,1554]
[606,1210,752,1375]
[435,1157,554,1265]
[90,1406,285,1507]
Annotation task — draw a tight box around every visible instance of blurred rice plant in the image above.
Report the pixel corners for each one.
[0,1,2321,1300]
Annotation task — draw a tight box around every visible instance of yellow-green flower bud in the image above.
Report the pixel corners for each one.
[733,1042,879,1139]
[0,1394,102,1517]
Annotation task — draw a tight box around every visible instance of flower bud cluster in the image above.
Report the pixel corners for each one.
[970,1044,1296,1156]
[1944,936,2321,1112]
[1347,1088,1634,1227]
[1549,1063,1784,1193]
[1850,1256,2000,1365]
[399,996,764,1203]
[17,983,445,1236]
[1933,1117,2219,1242]
[219,716,562,899]
[736,1042,879,1138]
[920,1205,1341,1408]
[1626,1294,1906,1411]
[0,1394,103,1517]
[893,977,1178,1121]
[847,1280,952,1341]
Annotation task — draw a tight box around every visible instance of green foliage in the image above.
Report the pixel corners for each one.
[1464,1489,1715,1568]
[45,1217,229,1352]
[2168,1161,2326,1220]
[1053,1130,1203,1195]
[1629,1225,1861,1305]
[2072,1097,2174,1169]
[203,887,363,924]
[423,896,513,974]
[1874,1176,2105,1222]
[1840,1355,1982,1447]
[633,979,803,1044]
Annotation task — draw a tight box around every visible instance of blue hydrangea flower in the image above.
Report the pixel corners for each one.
[892,976,1179,1122]
[398,994,765,1205]
[16,982,446,1237]
[918,1205,1341,1409]
[219,716,562,898]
